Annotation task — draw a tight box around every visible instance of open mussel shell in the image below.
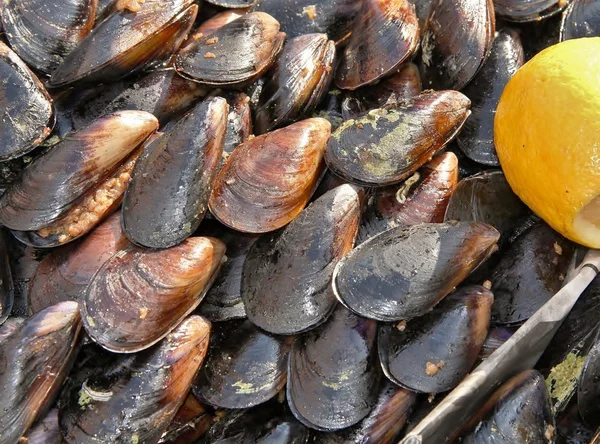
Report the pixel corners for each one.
[123,97,228,249]
[491,221,574,325]
[379,285,493,393]
[333,221,500,322]
[560,0,600,40]
[341,62,423,120]
[316,381,417,444]
[0,301,82,443]
[444,170,529,237]
[358,151,458,244]
[1,0,96,74]
[461,370,555,443]
[0,229,13,324]
[209,117,330,233]
[420,0,495,91]
[287,305,380,431]
[242,184,362,335]
[28,212,130,314]
[54,67,208,138]
[82,237,225,353]
[335,0,419,90]
[251,0,361,43]
[174,12,285,88]
[325,91,470,187]
[0,110,158,232]
[221,91,253,163]
[0,42,53,162]
[50,0,197,87]
[60,315,211,444]
[457,28,524,165]
[255,33,335,134]
[578,335,600,427]
[193,319,293,409]
[494,0,567,22]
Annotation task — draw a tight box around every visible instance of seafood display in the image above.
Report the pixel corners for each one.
[0,0,596,442]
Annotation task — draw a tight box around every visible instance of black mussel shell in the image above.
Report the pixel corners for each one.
[197,220,258,322]
[50,0,197,87]
[333,222,499,322]
[461,370,555,443]
[59,316,211,444]
[0,42,52,162]
[251,0,362,43]
[578,335,600,427]
[82,237,225,353]
[478,326,515,361]
[0,229,13,324]
[341,62,423,120]
[222,91,253,163]
[494,0,567,22]
[174,12,285,88]
[54,68,208,138]
[209,118,330,233]
[554,401,597,444]
[205,0,254,7]
[357,151,458,244]
[561,0,600,40]
[491,221,574,325]
[123,97,228,248]
[444,170,529,237]
[0,301,82,442]
[335,0,419,90]
[287,305,381,431]
[420,0,495,90]
[183,9,247,46]
[0,111,158,232]
[379,285,493,393]
[193,319,293,409]
[28,212,130,314]
[1,0,96,74]
[315,381,417,444]
[255,33,336,134]
[457,28,524,165]
[242,184,362,335]
[325,91,470,187]
[24,408,61,444]
[95,0,115,22]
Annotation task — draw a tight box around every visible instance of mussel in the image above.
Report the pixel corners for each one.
[561,0,600,40]
[494,0,567,22]
[24,409,61,444]
[0,301,82,443]
[222,92,253,163]
[325,91,470,187]
[205,0,254,7]
[182,9,247,46]
[209,118,330,233]
[82,237,225,352]
[241,184,362,335]
[0,229,13,324]
[333,222,499,322]
[578,334,600,427]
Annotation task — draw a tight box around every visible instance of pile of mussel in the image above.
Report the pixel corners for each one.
[1,0,600,442]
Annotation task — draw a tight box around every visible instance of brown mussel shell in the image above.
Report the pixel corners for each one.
[1,0,96,74]
[560,0,600,40]
[578,335,600,427]
[0,301,82,443]
[379,285,493,393]
[457,28,524,165]
[0,229,13,324]
[0,110,158,232]
[357,151,458,244]
[122,97,228,249]
[0,42,53,162]
[193,319,293,409]
[28,212,130,314]
[335,0,419,90]
[491,221,574,325]
[50,0,197,87]
[209,117,330,233]
[325,90,470,187]
[241,184,362,335]
[255,33,336,134]
[82,237,225,352]
[251,0,362,43]
[287,305,381,431]
[333,222,500,322]
[59,315,211,444]
[461,370,555,443]
[420,0,496,90]
[494,0,567,22]
[174,12,285,88]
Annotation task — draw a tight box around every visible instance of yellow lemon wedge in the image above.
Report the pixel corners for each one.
[495,37,600,248]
